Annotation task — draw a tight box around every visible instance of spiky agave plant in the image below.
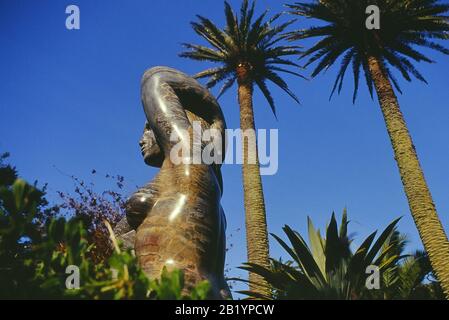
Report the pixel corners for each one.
[241,211,402,299]
[180,0,305,296]
[284,0,449,297]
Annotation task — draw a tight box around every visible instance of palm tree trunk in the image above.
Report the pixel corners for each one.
[368,55,449,298]
[237,65,271,297]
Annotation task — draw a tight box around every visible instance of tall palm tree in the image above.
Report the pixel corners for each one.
[180,0,303,295]
[285,0,449,297]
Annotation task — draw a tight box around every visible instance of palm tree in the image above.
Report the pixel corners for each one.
[284,0,449,297]
[180,0,304,295]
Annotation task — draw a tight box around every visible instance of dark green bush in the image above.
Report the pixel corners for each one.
[0,153,210,299]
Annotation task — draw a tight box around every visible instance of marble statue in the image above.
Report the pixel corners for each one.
[114,66,231,299]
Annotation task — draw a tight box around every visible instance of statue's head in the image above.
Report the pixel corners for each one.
[140,66,227,173]
[139,121,163,168]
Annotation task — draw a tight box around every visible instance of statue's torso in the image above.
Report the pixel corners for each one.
[125,165,229,299]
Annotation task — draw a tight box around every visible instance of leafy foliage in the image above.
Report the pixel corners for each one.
[180,0,304,116]
[240,210,443,299]
[0,153,210,299]
[149,268,211,300]
[370,230,444,299]
[285,0,449,101]
[56,171,127,262]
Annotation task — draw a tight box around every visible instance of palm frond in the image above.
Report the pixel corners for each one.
[180,0,304,113]
[285,0,449,100]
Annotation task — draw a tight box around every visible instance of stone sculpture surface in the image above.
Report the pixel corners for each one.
[115,66,231,299]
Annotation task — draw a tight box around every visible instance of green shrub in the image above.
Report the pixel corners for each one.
[0,153,210,299]
[240,210,444,300]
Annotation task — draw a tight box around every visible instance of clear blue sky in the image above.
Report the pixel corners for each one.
[1,0,449,295]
